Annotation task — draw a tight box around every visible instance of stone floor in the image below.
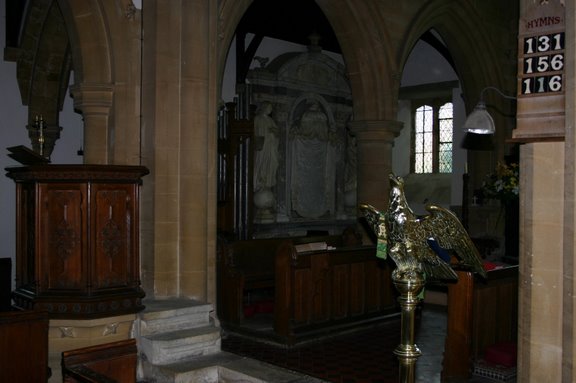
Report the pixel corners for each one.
[222,304,516,383]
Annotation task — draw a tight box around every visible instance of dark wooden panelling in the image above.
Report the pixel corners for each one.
[0,310,49,382]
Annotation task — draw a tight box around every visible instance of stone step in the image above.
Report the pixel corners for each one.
[141,351,327,383]
[140,325,221,365]
[136,300,324,382]
[139,299,214,336]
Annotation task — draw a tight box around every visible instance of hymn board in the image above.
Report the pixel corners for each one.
[514,0,565,142]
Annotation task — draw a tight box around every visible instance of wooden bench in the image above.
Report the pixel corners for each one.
[62,338,138,383]
[274,240,398,344]
[217,234,345,324]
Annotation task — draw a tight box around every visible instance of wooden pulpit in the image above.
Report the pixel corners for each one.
[6,165,149,319]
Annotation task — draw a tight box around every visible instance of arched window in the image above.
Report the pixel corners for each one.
[413,101,453,173]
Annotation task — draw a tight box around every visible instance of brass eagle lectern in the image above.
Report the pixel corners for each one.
[360,174,486,383]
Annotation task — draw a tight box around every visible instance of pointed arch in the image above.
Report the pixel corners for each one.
[57,0,112,84]
[217,0,253,95]
[316,0,398,122]
[398,2,517,114]
[218,0,401,123]
[57,0,142,164]
[398,1,518,178]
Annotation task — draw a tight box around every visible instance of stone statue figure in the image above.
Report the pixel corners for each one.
[253,101,279,223]
[290,100,336,218]
[253,101,279,192]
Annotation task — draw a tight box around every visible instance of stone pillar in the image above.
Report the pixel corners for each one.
[518,142,564,382]
[70,83,114,164]
[141,0,218,301]
[349,119,403,211]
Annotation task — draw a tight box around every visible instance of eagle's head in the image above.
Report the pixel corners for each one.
[388,173,405,204]
[388,173,413,220]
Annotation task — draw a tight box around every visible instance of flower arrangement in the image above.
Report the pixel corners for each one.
[481,162,519,202]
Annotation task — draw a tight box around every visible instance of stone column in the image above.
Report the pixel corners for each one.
[349,119,403,211]
[70,83,114,164]
[518,142,564,382]
[140,0,218,302]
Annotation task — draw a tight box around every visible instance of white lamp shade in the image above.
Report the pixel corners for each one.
[463,101,495,135]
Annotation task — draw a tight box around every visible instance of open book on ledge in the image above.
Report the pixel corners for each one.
[294,242,337,253]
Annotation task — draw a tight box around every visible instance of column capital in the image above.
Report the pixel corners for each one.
[70,83,114,115]
[351,120,402,215]
[349,120,403,143]
[70,83,114,164]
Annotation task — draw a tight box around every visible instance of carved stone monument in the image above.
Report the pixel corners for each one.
[247,38,354,236]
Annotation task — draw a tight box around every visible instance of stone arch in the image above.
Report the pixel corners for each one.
[398,1,518,186]
[315,1,404,210]
[57,0,113,85]
[398,2,509,112]
[57,0,142,164]
[217,0,253,96]
[316,0,398,122]
[218,0,399,123]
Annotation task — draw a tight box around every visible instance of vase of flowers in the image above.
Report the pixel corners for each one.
[481,162,519,202]
[481,162,519,263]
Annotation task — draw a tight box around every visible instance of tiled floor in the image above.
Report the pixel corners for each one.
[221,304,516,383]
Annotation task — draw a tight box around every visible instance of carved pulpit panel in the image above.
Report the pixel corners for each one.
[93,186,135,290]
[40,184,86,291]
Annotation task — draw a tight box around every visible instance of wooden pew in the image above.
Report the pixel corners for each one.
[62,338,138,383]
[216,234,345,325]
[0,310,49,382]
[274,240,397,344]
[217,237,284,324]
[442,266,518,380]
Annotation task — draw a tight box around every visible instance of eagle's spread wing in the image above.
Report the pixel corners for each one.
[402,216,458,281]
[419,204,487,279]
[358,203,388,260]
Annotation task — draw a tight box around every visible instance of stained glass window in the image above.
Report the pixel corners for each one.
[413,102,453,174]
[438,102,453,173]
[414,105,433,173]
